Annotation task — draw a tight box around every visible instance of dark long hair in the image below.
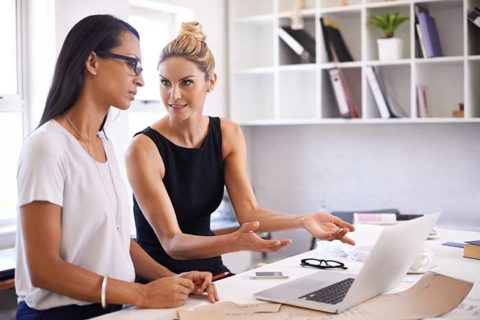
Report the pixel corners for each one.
[38,15,139,129]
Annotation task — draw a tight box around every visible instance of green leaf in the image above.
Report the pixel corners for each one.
[368,12,409,38]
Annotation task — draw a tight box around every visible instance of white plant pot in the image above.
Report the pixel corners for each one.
[377,37,403,61]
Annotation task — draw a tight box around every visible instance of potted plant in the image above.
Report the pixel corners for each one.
[368,12,409,61]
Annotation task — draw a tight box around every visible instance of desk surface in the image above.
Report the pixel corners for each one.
[0,247,15,290]
[86,227,480,319]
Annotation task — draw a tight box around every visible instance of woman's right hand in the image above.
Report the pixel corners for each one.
[139,276,194,308]
[233,221,292,252]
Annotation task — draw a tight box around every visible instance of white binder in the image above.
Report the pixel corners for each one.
[329,68,350,118]
[365,66,391,119]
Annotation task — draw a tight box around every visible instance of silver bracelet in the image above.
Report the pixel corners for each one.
[101,276,108,309]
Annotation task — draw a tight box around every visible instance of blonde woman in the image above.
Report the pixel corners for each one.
[126,22,355,280]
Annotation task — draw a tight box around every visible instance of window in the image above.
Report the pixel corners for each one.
[0,0,25,222]
[127,0,194,133]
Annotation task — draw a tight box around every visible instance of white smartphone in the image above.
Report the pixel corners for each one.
[250,271,288,279]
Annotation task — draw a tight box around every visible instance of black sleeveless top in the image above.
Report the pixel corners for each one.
[133,117,229,275]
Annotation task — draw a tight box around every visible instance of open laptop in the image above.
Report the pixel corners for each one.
[254,212,440,313]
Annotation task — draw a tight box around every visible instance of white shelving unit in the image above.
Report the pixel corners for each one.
[228,0,480,125]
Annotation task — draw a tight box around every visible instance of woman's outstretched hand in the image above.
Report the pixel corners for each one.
[302,212,355,245]
[233,221,292,252]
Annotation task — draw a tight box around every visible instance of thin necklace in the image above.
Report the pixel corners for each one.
[64,113,121,231]
[65,113,96,158]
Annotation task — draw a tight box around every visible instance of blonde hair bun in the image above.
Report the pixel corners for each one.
[178,21,207,42]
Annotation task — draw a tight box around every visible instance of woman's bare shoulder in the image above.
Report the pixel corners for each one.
[219,117,242,139]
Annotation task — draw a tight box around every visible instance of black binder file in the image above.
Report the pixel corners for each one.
[320,17,353,63]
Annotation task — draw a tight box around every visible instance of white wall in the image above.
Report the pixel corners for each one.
[246,123,480,258]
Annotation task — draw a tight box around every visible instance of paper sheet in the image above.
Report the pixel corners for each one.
[312,272,473,320]
[177,301,288,320]
[437,296,480,319]
[178,273,472,320]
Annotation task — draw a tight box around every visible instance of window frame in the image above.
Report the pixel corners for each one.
[128,0,194,113]
[0,0,28,227]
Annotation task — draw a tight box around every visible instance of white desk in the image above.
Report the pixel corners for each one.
[94,226,480,320]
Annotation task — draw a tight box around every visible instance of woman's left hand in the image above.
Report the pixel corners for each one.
[302,212,355,245]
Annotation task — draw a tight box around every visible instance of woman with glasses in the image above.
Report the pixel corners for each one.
[125,21,355,279]
[16,15,217,320]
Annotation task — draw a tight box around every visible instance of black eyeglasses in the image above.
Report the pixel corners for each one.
[95,51,143,76]
[301,258,347,270]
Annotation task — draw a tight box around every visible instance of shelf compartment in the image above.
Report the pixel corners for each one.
[467,0,480,55]
[231,73,275,122]
[278,16,316,65]
[467,60,480,118]
[366,4,411,61]
[415,61,464,118]
[230,0,273,19]
[414,0,463,58]
[231,23,274,69]
[278,0,316,13]
[321,67,362,119]
[364,64,411,119]
[278,69,318,120]
[320,10,362,63]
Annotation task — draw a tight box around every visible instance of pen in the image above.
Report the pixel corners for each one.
[212,271,230,281]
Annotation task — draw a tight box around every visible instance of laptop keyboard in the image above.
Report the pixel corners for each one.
[299,278,355,305]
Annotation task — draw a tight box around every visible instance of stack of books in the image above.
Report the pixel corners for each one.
[415,5,443,58]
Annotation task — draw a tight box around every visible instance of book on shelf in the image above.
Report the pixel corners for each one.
[375,68,408,118]
[414,11,423,58]
[468,7,480,29]
[278,26,316,63]
[320,17,334,62]
[464,240,480,260]
[328,68,359,119]
[320,17,354,63]
[338,69,359,118]
[415,24,427,58]
[415,5,443,58]
[365,66,391,119]
[365,67,408,119]
[416,85,430,118]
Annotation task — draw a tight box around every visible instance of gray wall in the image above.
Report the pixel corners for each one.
[244,123,480,258]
